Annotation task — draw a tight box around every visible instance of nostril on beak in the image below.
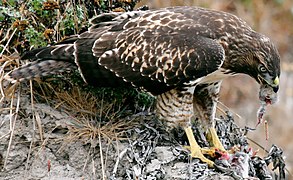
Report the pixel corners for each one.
[273,86,279,93]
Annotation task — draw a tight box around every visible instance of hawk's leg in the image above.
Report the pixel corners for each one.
[156,89,214,167]
[193,82,227,157]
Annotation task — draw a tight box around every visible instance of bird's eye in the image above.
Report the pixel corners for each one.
[258,65,267,73]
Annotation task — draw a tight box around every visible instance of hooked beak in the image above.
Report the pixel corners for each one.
[272,76,279,93]
[258,76,279,93]
[272,86,279,93]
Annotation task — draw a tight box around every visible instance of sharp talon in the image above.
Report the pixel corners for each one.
[201,147,216,157]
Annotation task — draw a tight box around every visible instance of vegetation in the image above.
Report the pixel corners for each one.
[0,0,154,174]
[0,0,153,119]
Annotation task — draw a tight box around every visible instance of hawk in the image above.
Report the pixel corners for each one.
[5,6,280,167]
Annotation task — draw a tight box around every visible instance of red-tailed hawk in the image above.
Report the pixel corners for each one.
[5,6,280,167]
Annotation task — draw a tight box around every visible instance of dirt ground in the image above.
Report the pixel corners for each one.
[0,87,286,179]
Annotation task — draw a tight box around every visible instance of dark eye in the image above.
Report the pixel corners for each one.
[258,65,267,73]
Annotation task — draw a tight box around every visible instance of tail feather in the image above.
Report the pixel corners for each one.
[21,44,75,61]
[5,42,77,83]
[4,60,76,83]
[21,47,47,60]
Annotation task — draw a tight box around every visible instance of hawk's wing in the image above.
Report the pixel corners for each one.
[7,8,226,95]
[91,11,225,95]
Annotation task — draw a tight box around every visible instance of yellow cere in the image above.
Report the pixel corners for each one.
[274,76,279,86]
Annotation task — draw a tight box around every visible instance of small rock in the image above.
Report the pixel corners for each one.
[146,159,161,172]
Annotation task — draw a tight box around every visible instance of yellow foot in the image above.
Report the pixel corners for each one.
[207,127,225,151]
[203,127,229,159]
[184,145,229,160]
[184,127,214,167]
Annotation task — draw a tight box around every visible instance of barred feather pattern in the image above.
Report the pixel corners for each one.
[5,60,76,83]
[156,89,194,128]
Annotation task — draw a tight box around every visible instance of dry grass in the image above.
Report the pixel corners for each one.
[0,58,141,175]
[0,2,146,176]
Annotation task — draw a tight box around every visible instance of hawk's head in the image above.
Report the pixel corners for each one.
[252,35,280,94]
[226,32,280,104]
[254,37,280,105]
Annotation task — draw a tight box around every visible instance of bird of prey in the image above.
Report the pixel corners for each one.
[5,6,280,167]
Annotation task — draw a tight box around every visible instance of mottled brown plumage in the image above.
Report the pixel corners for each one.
[5,6,281,167]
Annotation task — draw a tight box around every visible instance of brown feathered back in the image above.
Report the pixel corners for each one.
[5,6,280,96]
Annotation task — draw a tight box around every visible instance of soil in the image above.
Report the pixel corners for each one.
[0,90,286,180]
